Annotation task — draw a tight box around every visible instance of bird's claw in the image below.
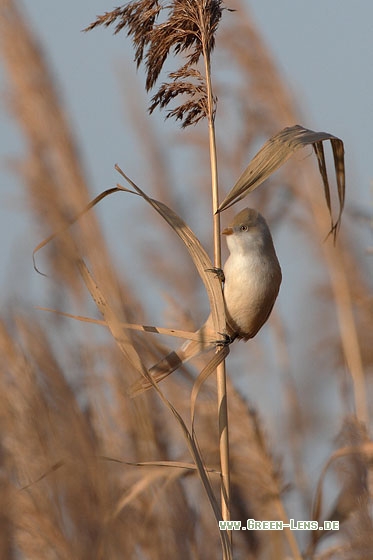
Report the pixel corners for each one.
[206,267,225,283]
[216,332,235,347]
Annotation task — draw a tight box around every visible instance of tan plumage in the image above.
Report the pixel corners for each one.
[129,208,281,396]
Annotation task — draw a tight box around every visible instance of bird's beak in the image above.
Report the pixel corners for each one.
[222,226,233,236]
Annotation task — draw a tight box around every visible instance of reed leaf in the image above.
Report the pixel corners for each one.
[33,172,226,343]
[190,345,230,430]
[100,457,221,474]
[35,307,217,343]
[115,165,226,338]
[218,124,345,239]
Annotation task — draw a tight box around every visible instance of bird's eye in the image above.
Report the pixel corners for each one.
[239,225,248,232]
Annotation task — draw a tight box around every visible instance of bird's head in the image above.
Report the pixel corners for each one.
[222,208,273,253]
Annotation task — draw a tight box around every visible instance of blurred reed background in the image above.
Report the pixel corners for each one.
[0,0,372,558]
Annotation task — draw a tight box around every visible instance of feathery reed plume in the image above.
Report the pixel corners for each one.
[86,0,224,127]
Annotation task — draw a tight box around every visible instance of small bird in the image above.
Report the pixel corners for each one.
[130,208,282,396]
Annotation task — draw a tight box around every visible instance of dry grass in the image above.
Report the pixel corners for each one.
[0,0,372,559]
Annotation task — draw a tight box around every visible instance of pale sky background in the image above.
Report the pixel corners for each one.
[0,0,372,523]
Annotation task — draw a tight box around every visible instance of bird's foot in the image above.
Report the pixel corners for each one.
[216,332,235,347]
[206,267,225,283]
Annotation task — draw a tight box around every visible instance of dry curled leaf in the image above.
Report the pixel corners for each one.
[219,124,345,239]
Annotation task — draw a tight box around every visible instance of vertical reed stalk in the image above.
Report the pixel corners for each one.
[199,5,231,532]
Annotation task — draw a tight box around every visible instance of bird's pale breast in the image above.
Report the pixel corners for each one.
[223,250,281,339]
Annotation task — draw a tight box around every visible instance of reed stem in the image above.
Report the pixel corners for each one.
[201,9,232,544]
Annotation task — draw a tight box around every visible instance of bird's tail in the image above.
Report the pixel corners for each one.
[128,329,214,397]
